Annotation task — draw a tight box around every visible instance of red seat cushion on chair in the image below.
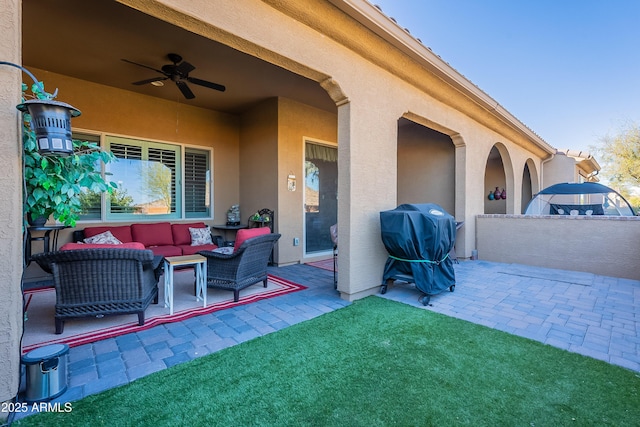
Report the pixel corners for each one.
[233,227,271,252]
[171,222,207,246]
[131,222,174,247]
[83,225,133,243]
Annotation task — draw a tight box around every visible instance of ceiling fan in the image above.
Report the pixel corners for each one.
[121,53,226,99]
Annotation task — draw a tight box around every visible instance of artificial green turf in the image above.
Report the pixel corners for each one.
[16,297,640,426]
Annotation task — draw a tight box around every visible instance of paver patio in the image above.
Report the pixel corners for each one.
[13,260,639,421]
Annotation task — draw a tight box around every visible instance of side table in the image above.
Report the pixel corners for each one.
[211,224,248,246]
[25,225,69,266]
[163,254,207,315]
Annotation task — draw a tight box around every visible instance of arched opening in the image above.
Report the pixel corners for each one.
[396,118,456,215]
[484,145,507,214]
[521,161,533,213]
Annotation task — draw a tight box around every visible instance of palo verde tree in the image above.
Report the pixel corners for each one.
[591,120,640,210]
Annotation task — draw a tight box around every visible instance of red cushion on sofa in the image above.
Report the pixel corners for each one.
[171,222,207,246]
[178,243,218,255]
[234,227,271,252]
[146,245,182,257]
[131,222,174,247]
[83,225,133,243]
[60,242,146,251]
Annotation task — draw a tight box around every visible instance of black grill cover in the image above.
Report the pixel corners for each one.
[380,203,456,295]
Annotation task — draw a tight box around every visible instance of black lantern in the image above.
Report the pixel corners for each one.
[17,99,81,156]
[1,60,81,156]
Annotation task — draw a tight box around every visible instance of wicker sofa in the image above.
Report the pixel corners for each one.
[70,221,221,256]
[32,248,163,334]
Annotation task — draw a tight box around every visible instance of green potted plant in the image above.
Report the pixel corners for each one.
[22,82,117,227]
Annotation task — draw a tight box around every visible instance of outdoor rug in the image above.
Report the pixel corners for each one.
[305,258,335,272]
[22,270,306,353]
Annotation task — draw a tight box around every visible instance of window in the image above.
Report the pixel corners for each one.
[74,132,102,220]
[106,136,180,219]
[75,133,212,222]
[184,148,211,218]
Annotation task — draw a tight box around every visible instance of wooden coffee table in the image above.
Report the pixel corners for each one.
[163,254,207,315]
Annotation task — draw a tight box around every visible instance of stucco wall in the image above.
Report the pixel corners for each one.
[477,215,640,280]
[0,0,25,409]
[239,98,279,245]
[543,152,579,187]
[277,98,337,264]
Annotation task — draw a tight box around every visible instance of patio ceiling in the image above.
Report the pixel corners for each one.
[22,0,336,115]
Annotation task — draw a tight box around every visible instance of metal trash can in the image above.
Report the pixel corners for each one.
[21,344,69,402]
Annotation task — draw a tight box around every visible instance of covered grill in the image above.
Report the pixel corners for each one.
[379,203,456,305]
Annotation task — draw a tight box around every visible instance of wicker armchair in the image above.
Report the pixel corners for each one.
[198,233,281,302]
[32,248,163,334]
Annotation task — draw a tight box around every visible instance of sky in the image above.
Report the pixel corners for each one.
[372,0,640,153]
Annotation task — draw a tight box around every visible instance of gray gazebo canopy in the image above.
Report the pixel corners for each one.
[524,182,636,216]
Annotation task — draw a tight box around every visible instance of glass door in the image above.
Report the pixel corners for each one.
[304,142,337,255]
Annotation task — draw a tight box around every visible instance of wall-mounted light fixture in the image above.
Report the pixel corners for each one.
[1,61,81,156]
[287,174,296,192]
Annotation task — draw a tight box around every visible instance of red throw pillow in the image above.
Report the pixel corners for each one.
[131,222,173,247]
[83,225,133,243]
[171,222,207,246]
[234,227,270,252]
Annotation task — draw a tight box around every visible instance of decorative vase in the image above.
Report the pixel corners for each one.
[493,187,501,200]
[488,191,495,200]
[500,188,506,199]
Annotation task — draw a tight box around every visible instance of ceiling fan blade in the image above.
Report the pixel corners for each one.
[132,77,168,86]
[187,77,226,92]
[121,58,166,75]
[176,80,195,99]
[177,61,196,75]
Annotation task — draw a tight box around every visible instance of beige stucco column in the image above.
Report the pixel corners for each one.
[451,135,470,258]
[335,99,401,300]
[0,0,25,411]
